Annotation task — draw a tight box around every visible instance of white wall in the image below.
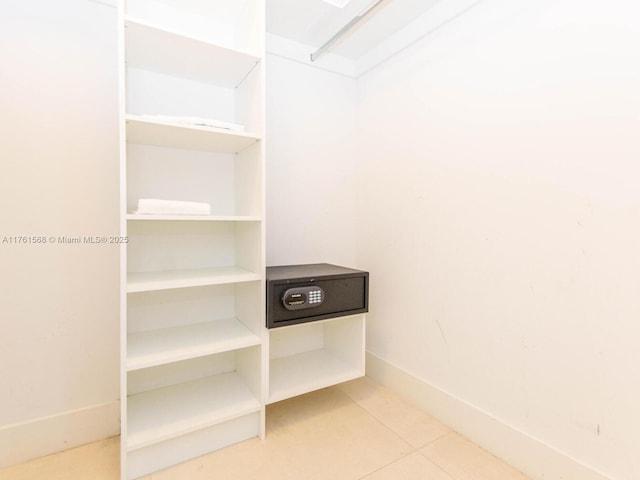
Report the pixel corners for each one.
[2,2,638,478]
[265,43,358,267]
[0,0,120,466]
[356,1,640,479]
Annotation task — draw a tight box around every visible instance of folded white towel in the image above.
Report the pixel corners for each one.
[134,199,211,215]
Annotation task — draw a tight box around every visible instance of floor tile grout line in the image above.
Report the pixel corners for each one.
[344,396,422,480]
[415,439,463,480]
[417,431,534,480]
[340,389,454,450]
[337,382,458,442]
[349,396,418,449]
[355,449,421,480]
[419,430,456,449]
[341,387,460,480]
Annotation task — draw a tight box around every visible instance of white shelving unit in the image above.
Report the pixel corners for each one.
[267,315,366,404]
[118,0,265,478]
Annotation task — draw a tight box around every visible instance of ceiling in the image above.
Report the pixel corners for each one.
[266,0,445,59]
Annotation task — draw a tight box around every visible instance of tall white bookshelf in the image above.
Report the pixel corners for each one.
[118,0,265,478]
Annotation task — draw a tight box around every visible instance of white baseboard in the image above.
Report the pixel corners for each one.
[0,401,120,468]
[365,352,613,480]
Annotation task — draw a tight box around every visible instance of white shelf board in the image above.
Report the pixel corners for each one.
[268,349,364,404]
[124,17,260,87]
[127,372,260,451]
[125,116,261,153]
[127,214,261,222]
[127,319,261,371]
[127,267,260,293]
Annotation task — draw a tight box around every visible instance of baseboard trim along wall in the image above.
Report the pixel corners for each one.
[0,355,617,476]
[365,352,613,480]
[0,401,120,468]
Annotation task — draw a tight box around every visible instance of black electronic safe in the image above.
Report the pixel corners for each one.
[266,263,369,328]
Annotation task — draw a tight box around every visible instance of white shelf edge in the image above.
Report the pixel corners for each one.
[129,404,262,452]
[127,319,262,372]
[124,15,262,61]
[125,114,262,142]
[127,267,261,293]
[126,214,262,222]
[124,115,261,153]
[124,17,262,89]
[127,373,261,452]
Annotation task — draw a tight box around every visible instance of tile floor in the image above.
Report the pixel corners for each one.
[0,377,530,480]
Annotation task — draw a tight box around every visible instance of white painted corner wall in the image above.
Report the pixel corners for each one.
[266,11,640,478]
[265,36,358,268]
[0,0,120,467]
[356,1,640,480]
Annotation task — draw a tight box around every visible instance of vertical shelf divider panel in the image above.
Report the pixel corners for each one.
[118,3,129,480]
[119,0,265,478]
